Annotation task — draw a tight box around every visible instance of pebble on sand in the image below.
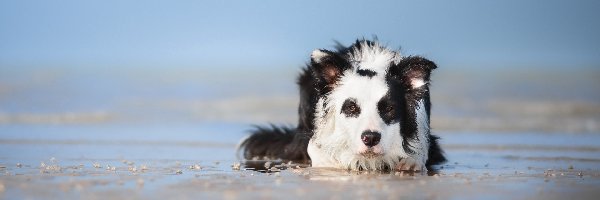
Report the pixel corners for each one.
[231,162,241,171]
[128,166,137,173]
[189,164,202,170]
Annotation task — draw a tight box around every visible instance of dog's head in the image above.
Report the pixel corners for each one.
[309,40,436,170]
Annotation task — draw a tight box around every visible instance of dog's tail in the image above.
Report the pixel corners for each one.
[238,125,310,163]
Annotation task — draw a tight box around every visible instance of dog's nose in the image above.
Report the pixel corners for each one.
[361,131,381,147]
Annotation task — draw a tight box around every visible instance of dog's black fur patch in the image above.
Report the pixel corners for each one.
[377,92,400,125]
[357,68,377,77]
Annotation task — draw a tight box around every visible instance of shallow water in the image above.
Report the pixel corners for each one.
[1,123,599,199]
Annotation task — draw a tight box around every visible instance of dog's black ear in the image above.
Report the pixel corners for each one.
[310,49,349,88]
[389,56,437,89]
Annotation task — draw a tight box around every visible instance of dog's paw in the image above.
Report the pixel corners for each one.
[396,157,426,172]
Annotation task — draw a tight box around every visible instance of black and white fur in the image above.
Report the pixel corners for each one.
[239,39,446,171]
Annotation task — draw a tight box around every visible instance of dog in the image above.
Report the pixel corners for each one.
[239,39,446,171]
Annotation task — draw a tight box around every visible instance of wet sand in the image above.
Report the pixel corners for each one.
[1,124,599,199]
[3,162,598,200]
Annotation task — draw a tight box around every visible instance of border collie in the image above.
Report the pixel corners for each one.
[239,39,446,171]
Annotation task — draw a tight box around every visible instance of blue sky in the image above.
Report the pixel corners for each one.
[1,0,599,69]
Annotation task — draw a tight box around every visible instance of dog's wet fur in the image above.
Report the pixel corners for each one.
[239,39,446,171]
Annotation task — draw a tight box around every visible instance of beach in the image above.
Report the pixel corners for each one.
[1,67,599,199]
[1,125,600,199]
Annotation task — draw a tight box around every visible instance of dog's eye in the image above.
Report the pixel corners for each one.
[348,104,357,112]
[385,105,394,112]
[341,98,360,117]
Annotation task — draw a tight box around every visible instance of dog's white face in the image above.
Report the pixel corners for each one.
[332,71,392,156]
[326,69,406,169]
[307,41,431,171]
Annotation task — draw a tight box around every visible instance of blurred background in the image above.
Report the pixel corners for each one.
[1,0,599,157]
